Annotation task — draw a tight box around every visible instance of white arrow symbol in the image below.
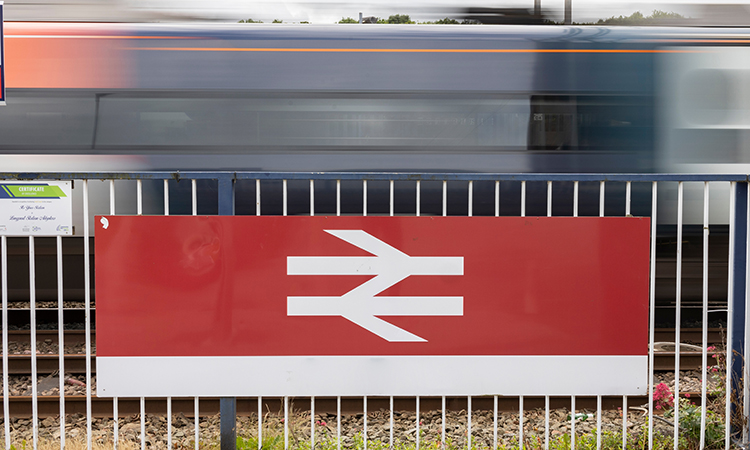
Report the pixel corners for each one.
[287,230,464,342]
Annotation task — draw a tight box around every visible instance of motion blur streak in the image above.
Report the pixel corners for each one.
[4,23,128,89]
[0,23,748,178]
[131,47,693,53]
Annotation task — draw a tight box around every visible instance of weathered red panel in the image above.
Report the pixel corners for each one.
[95,215,650,358]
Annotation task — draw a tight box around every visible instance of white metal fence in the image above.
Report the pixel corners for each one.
[0,172,748,450]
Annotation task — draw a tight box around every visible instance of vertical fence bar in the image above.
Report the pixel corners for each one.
[468,181,473,217]
[195,397,200,450]
[573,181,579,217]
[570,396,575,450]
[363,180,367,217]
[390,396,394,449]
[596,395,602,450]
[218,174,236,450]
[310,180,315,216]
[1,236,8,450]
[29,236,38,450]
[111,404,118,448]
[416,397,420,450]
[700,182,709,450]
[390,180,394,217]
[311,397,315,450]
[191,180,198,216]
[521,181,526,217]
[337,396,341,450]
[283,179,287,216]
[284,396,289,450]
[544,396,549,450]
[519,396,524,450]
[110,179,115,214]
[256,179,261,216]
[648,181,658,449]
[495,180,500,217]
[599,181,605,217]
[726,182,737,450]
[258,396,262,450]
[674,182,684,450]
[57,234,66,450]
[467,396,472,450]
[364,396,368,450]
[140,397,145,450]
[137,179,142,215]
[547,180,552,217]
[442,396,446,447]
[731,182,748,440]
[336,180,341,216]
[442,180,447,216]
[164,179,169,215]
[83,180,92,450]
[416,180,421,217]
[622,395,628,450]
[493,395,497,450]
[626,181,632,216]
[168,397,172,450]
[192,179,197,215]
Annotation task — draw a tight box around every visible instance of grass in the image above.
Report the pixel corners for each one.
[3,428,683,450]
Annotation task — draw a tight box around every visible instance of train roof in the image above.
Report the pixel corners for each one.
[7,21,750,44]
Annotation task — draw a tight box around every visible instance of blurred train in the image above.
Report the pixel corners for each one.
[3,22,747,322]
[1,22,749,176]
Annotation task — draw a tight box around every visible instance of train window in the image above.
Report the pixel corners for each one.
[528,95,652,152]
[93,94,532,149]
[0,91,651,155]
[681,69,731,126]
[0,91,96,148]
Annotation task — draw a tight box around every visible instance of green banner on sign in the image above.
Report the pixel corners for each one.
[2,184,67,198]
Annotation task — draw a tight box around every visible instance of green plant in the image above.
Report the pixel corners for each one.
[664,398,725,450]
[237,434,284,450]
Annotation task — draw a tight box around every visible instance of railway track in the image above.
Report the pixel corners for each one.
[5,310,725,342]
[0,393,710,419]
[1,329,723,375]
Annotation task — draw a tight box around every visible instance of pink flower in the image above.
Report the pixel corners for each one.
[321,421,326,427]
[653,383,674,409]
[685,393,690,398]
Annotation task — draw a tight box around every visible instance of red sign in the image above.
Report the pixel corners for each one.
[95,216,650,397]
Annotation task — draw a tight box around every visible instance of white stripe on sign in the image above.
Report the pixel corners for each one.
[287,230,464,342]
[96,355,648,398]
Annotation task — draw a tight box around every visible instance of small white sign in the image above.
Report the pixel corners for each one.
[0,181,73,236]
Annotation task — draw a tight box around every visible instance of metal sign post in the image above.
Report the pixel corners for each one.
[218,175,237,450]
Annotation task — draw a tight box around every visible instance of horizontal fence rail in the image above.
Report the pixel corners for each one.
[0,172,748,450]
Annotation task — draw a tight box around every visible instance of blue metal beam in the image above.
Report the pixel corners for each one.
[731,182,748,439]
[0,172,747,183]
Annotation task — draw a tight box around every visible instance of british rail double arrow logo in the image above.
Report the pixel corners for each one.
[286,230,464,342]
